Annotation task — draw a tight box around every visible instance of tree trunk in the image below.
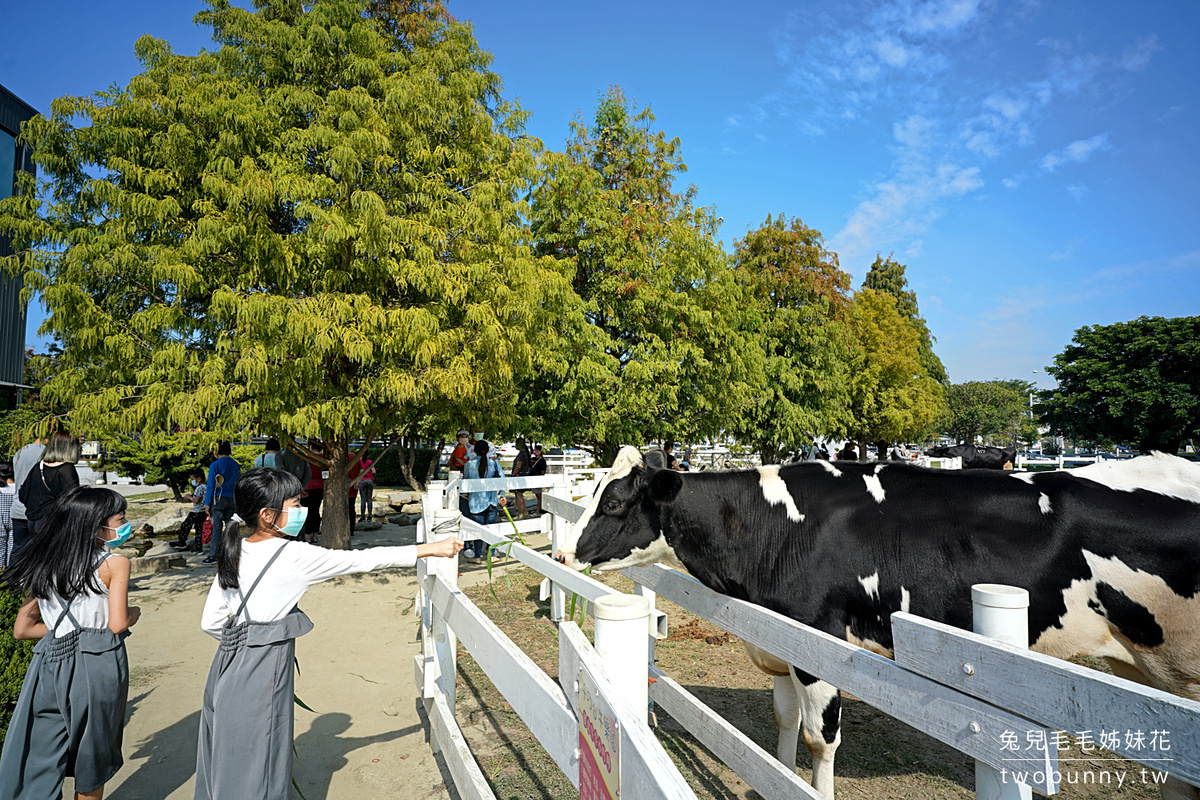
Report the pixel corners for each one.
[323,436,352,550]
[874,441,890,462]
[399,436,425,493]
[424,438,445,484]
[759,442,781,465]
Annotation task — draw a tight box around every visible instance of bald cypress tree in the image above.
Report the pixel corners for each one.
[0,0,570,548]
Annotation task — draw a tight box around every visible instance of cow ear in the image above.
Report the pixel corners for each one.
[647,469,682,504]
[643,448,668,470]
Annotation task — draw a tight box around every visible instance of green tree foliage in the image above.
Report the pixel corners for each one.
[938,380,1032,445]
[97,431,260,500]
[524,87,755,466]
[862,254,947,385]
[846,289,943,453]
[729,215,854,464]
[0,0,572,548]
[0,588,35,745]
[1039,316,1200,453]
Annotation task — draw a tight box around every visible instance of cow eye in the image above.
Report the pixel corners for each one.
[603,500,621,513]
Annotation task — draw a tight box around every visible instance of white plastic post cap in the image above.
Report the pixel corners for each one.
[593,594,651,621]
[971,583,1029,609]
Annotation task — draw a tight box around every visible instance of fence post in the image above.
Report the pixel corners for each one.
[972,584,1032,800]
[593,594,651,725]
[632,582,660,724]
[428,478,448,512]
[431,507,461,717]
[547,470,572,623]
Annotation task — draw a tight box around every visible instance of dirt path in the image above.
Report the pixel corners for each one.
[89,522,483,800]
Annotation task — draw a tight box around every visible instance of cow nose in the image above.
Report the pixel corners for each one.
[554,551,573,567]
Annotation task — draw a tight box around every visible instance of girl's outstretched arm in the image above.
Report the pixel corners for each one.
[416,538,465,559]
[13,595,47,640]
[102,555,140,634]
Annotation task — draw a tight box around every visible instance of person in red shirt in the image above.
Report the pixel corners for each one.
[448,430,471,473]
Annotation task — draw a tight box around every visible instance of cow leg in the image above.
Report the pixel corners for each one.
[771,674,801,768]
[793,667,841,799]
[1103,659,1200,800]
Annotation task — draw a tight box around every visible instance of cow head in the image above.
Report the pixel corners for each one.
[555,445,685,572]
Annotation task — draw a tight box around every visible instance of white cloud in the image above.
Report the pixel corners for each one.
[1065,182,1090,200]
[1040,133,1111,172]
[893,114,937,150]
[1121,34,1160,72]
[875,37,913,67]
[900,0,983,35]
[1002,172,1027,189]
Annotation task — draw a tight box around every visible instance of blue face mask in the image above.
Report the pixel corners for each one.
[103,523,133,549]
[273,507,308,537]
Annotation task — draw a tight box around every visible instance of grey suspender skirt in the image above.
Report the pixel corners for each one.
[0,604,129,799]
[194,541,314,800]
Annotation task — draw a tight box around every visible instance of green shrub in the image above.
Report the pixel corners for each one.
[0,586,35,745]
[363,447,440,488]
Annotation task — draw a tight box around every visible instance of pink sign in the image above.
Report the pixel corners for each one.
[578,670,619,800]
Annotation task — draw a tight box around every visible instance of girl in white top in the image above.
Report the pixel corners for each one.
[195,466,461,800]
[0,485,141,800]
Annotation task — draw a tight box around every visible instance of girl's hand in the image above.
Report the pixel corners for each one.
[416,537,464,559]
[498,496,507,507]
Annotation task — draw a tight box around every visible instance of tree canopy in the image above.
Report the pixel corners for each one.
[522,87,755,466]
[862,254,947,385]
[1039,315,1200,454]
[846,288,943,450]
[938,379,1034,445]
[728,214,854,464]
[0,0,571,547]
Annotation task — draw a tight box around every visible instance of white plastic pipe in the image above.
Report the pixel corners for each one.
[972,584,1032,800]
[593,594,651,725]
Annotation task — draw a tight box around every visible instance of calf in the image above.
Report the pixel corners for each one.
[925,443,1016,469]
[558,447,1200,800]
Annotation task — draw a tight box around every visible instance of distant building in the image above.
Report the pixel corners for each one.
[0,83,37,410]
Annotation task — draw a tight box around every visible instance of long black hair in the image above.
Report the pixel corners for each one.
[4,485,127,601]
[474,440,491,479]
[218,467,305,590]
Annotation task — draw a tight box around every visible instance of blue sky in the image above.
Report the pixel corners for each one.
[2,0,1197,390]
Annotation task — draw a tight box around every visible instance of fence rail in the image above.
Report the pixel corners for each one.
[416,466,1200,800]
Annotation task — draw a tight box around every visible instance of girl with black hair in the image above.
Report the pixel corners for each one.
[194,467,463,800]
[0,485,141,800]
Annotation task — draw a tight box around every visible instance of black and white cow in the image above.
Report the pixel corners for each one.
[925,443,1017,469]
[557,446,1200,800]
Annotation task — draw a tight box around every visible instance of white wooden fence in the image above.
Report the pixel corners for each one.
[415,468,1200,800]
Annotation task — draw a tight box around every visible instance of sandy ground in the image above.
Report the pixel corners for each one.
[79,521,496,800]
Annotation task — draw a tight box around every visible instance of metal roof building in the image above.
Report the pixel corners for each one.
[0,83,37,410]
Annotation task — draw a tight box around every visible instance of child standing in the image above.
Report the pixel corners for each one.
[194,467,462,800]
[0,485,141,800]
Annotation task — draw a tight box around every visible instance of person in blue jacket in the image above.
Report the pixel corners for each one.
[203,442,241,564]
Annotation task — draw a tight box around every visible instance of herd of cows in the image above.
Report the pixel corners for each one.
[556,446,1200,800]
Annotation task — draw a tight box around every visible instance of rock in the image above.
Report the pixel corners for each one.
[143,543,178,558]
[139,503,193,535]
[388,513,420,527]
[356,520,382,531]
[129,554,186,574]
[400,502,422,515]
[388,491,422,508]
